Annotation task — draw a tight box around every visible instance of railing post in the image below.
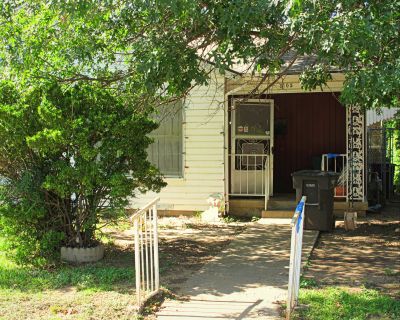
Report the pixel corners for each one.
[153,204,160,290]
[287,221,296,317]
[264,156,269,210]
[246,155,249,194]
[239,155,242,194]
[144,211,149,292]
[287,196,306,320]
[295,204,304,299]
[134,217,141,306]
[149,210,154,292]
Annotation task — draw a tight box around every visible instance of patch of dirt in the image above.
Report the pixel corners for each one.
[106,217,245,319]
[0,217,244,320]
[105,216,245,291]
[303,204,400,298]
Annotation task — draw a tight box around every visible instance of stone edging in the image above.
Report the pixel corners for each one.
[61,244,104,263]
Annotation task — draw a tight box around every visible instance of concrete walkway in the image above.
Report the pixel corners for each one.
[157,221,318,320]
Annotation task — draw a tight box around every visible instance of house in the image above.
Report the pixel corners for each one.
[130,58,369,217]
[366,108,400,205]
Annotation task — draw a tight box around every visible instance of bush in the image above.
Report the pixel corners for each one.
[0,80,165,265]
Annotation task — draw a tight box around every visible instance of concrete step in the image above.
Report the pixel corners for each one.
[229,198,265,209]
[267,199,296,210]
[229,198,265,217]
[262,209,294,218]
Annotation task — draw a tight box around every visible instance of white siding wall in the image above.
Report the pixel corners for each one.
[367,107,399,126]
[130,72,226,211]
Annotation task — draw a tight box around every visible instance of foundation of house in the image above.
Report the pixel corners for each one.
[157,210,197,217]
[333,201,368,217]
[228,194,368,218]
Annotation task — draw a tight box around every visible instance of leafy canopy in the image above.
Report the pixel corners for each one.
[0,0,398,109]
[0,0,398,264]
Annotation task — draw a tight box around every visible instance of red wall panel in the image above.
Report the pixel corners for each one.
[270,93,346,193]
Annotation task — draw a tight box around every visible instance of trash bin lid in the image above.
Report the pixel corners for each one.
[291,170,339,177]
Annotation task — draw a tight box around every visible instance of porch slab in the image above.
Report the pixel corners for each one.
[267,194,296,210]
[230,197,368,219]
[261,209,293,218]
[229,198,265,209]
[156,222,319,320]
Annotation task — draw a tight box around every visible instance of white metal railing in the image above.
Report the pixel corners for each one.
[130,197,160,310]
[229,154,270,209]
[321,154,347,200]
[287,196,306,319]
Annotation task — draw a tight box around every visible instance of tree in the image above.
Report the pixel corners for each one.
[0,0,398,264]
[292,1,400,109]
[0,1,398,109]
[0,80,164,265]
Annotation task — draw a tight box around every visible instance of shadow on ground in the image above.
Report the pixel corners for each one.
[303,204,400,297]
[157,223,318,320]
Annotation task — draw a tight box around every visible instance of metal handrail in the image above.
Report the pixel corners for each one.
[321,154,348,200]
[130,197,160,220]
[290,196,306,227]
[130,197,160,311]
[287,196,307,319]
[264,159,270,210]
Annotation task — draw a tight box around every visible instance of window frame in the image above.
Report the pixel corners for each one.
[148,102,185,179]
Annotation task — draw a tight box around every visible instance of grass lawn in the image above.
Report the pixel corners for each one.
[294,287,400,320]
[0,217,242,319]
[292,207,400,320]
[0,246,137,320]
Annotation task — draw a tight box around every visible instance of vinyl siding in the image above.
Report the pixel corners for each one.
[129,72,225,211]
[367,107,399,126]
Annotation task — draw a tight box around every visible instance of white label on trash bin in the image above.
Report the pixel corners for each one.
[306,183,316,188]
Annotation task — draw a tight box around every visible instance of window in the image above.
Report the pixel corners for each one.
[147,102,183,177]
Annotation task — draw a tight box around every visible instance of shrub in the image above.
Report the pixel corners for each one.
[0,80,165,265]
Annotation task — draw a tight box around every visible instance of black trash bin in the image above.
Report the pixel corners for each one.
[292,170,339,231]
